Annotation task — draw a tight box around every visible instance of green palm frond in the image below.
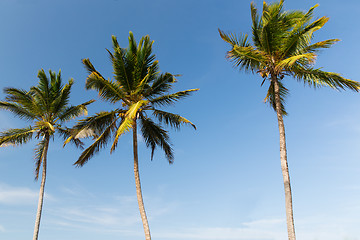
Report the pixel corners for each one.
[218,29,249,47]
[64,110,120,145]
[36,69,50,101]
[50,78,73,115]
[57,100,95,122]
[219,29,264,72]
[134,61,159,95]
[133,36,156,87]
[74,121,116,167]
[276,53,316,71]
[34,138,47,180]
[304,39,340,53]
[0,127,36,147]
[57,127,84,149]
[145,72,176,97]
[152,109,196,130]
[139,114,173,162]
[292,67,360,91]
[0,101,37,120]
[264,79,289,116]
[111,35,133,91]
[83,61,126,104]
[150,89,199,107]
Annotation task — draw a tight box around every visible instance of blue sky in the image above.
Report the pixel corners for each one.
[0,0,360,240]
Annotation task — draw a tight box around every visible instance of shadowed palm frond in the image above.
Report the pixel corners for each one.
[264,79,289,116]
[74,121,117,167]
[139,114,173,162]
[145,72,176,97]
[57,127,84,149]
[34,138,47,180]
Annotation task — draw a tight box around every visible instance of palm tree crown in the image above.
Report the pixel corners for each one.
[219,0,359,115]
[0,69,93,176]
[67,31,198,165]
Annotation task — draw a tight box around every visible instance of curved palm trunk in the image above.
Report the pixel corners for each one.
[273,77,296,240]
[33,135,50,240]
[133,121,152,240]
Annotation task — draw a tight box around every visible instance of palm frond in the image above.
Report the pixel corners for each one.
[0,101,37,120]
[34,138,47,180]
[83,63,126,104]
[57,127,84,149]
[291,67,360,91]
[150,89,199,107]
[111,35,133,91]
[57,100,95,122]
[276,53,316,71]
[139,114,174,162]
[145,72,176,98]
[152,109,196,130]
[50,78,74,115]
[134,60,159,95]
[74,120,116,167]
[0,126,36,147]
[36,69,50,101]
[64,110,120,145]
[264,80,289,116]
[110,100,147,152]
[304,39,340,53]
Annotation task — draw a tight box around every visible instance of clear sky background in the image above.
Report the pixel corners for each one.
[0,0,359,240]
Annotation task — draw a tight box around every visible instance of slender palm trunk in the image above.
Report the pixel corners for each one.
[273,76,296,240]
[33,135,50,240]
[133,121,152,240]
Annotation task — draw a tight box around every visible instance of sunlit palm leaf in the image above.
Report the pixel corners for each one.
[0,127,36,146]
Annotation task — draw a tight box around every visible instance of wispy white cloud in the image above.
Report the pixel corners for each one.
[0,183,38,205]
[154,218,287,240]
[0,225,5,232]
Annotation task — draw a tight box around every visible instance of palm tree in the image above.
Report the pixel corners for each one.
[65,32,198,240]
[219,1,360,240]
[0,69,93,240]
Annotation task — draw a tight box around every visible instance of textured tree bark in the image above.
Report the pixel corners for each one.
[273,76,296,240]
[133,121,152,240]
[32,135,50,240]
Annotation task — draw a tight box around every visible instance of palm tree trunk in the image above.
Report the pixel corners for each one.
[273,77,296,240]
[33,135,50,240]
[133,121,152,240]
